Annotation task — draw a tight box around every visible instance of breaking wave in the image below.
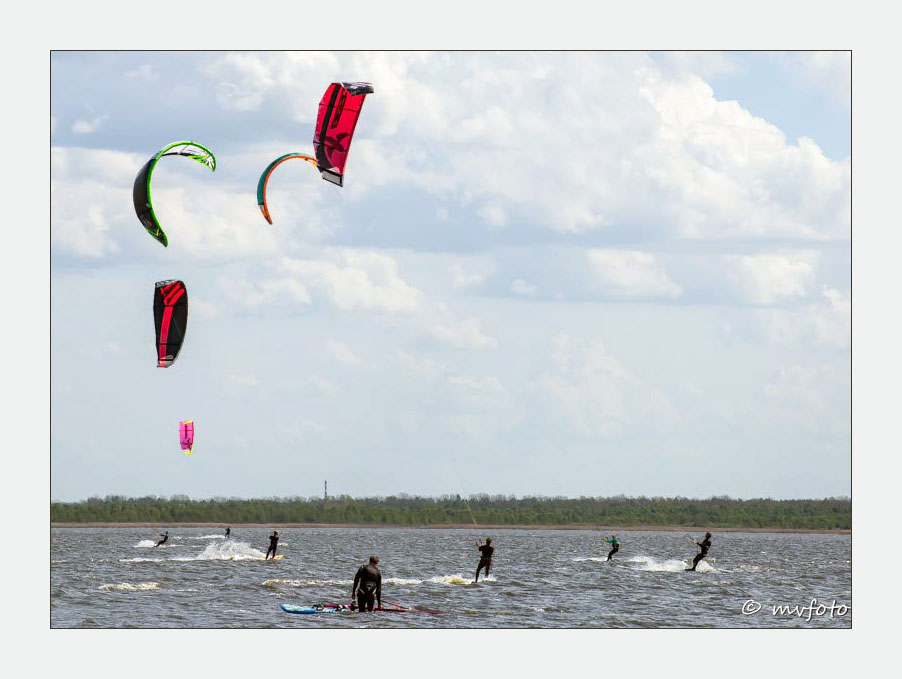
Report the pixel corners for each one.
[627,555,717,573]
[178,541,269,561]
[99,582,161,591]
[428,574,496,585]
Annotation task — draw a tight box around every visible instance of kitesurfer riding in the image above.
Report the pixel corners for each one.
[352,556,382,612]
[265,531,279,559]
[225,526,231,539]
[688,532,712,571]
[155,531,169,547]
[604,534,620,561]
[475,537,494,583]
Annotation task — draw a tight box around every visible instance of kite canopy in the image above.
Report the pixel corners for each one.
[133,141,216,247]
[256,152,319,224]
[313,82,374,187]
[153,280,188,367]
[179,420,194,455]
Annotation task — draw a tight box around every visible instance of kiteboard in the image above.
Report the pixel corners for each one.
[281,600,441,615]
[281,603,352,615]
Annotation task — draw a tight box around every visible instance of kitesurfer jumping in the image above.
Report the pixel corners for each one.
[155,531,169,547]
[225,526,231,539]
[352,556,382,612]
[604,534,620,561]
[475,537,494,583]
[688,532,712,571]
[265,531,279,559]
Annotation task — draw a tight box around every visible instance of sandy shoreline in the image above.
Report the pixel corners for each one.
[50,522,850,534]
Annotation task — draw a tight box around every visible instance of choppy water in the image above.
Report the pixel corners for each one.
[50,527,851,628]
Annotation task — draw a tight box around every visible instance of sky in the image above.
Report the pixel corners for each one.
[49,51,851,502]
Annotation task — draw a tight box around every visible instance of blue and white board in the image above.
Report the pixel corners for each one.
[281,603,352,615]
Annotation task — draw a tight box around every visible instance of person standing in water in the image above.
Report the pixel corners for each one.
[475,537,494,583]
[155,531,169,547]
[224,526,231,539]
[352,556,382,612]
[688,532,712,571]
[604,534,620,561]
[265,530,279,559]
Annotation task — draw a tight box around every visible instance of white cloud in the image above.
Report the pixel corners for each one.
[511,278,538,296]
[278,250,423,313]
[325,339,364,367]
[587,249,682,299]
[431,317,497,349]
[71,114,107,134]
[308,375,339,395]
[728,253,816,305]
[533,334,637,436]
[202,51,338,115]
[223,275,312,309]
[449,261,489,290]
[125,64,158,81]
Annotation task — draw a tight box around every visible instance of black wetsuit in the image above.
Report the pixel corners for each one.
[690,537,711,571]
[265,534,279,559]
[155,532,169,547]
[605,538,620,561]
[225,527,230,539]
[353,563,382,612]
[475,544,494,582]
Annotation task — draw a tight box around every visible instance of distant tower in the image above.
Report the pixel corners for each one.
[324,480,328,501]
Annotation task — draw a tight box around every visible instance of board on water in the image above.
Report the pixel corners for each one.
[280,600,442,615]
[266,555,286,560]
[281,603,352,615]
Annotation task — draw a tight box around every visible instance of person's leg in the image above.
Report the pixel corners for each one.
[357,592,366,612]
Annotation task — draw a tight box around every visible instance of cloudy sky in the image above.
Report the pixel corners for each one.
[50,51,850,502]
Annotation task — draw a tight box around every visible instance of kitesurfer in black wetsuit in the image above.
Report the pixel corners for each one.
[155,531,169,547]
[265,531,279,559]
[352,556,382,612]
[225,526,231,539]
[475,537,494,583]
[604,534,620,561]
[688,532,712,571]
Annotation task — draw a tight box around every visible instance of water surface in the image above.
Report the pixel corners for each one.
[50,527,851,628]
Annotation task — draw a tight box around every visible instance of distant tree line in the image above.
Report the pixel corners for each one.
[50,494,851,529]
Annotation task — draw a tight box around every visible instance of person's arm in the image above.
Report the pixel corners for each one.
[376,572,382,609]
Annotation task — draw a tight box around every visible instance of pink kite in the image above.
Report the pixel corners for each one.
[313,82,374,186]
[179,420,194,455]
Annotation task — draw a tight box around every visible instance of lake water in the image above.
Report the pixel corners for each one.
[50,526,851,628]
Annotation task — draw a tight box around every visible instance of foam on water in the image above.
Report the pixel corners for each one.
[627,555,716,573]
[120,557,165,563]
[122,542,273,563]
[428,574,496,585]
[263,578,352,588]
[99,582,161,591]
[182,541,269,561]
[135,540,156,548]
[384,577,423,585]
